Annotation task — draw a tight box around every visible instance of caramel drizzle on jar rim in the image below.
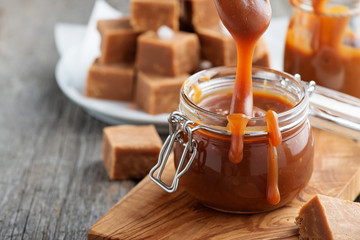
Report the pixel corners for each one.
[265,110,281,205]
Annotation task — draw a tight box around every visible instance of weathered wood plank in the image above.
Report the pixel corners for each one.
[0,1,133,239]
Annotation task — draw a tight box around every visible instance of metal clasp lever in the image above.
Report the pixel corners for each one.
[149,111,198,193]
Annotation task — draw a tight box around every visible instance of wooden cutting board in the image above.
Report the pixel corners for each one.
[88,129,360,240]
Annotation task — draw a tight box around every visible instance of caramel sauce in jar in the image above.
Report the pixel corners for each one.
[150,0,314,214]
[285,0,360,98]
[174,67,314,213]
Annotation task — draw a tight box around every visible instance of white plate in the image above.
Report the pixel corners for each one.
[55,45,170,133]
[55,18,289,134]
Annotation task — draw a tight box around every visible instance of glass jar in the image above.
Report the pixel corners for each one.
[150,66,315,214]
[284,0,360,98]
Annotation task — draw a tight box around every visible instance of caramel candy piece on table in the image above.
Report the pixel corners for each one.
[102,125,162,180]
[130,0,179,31]
[179,0,220,31]
[85,59,134,101]
[97,17,142,64]
[136,30,200,76]
[296,194,360,240]
[196,24,269,67]
[135,71,189,115]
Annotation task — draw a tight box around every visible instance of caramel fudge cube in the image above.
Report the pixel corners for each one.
[196,24,236,66]
[179,0,220,31]
[85,59,134,101]
[130,0,179,31]
[97,17,143,64]
[296,194,360,240]
[197,24,269,67]
[136,31,200,76]
[253,38,270,67]
[102,125,162,180]
[135,71,188,114]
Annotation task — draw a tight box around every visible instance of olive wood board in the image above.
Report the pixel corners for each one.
[88,129,360,240]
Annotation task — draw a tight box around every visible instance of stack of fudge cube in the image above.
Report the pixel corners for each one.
[85,0,270,115]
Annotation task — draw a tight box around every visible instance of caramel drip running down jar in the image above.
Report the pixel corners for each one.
[150,67,315,214]
[284,0,360,98]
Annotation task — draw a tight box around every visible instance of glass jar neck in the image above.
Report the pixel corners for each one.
[290,0,360,16]
[179,66,311,137]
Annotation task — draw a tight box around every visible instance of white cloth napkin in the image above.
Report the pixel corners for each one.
[53,0,169,128]
[54,0,122,81]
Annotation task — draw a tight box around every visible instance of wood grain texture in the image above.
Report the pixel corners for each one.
[88,129,360,240]
[0,1,132,239]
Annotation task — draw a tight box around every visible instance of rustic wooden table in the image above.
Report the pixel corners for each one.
[0,0,358,239]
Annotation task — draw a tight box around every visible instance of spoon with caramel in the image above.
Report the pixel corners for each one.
[213,0,272,163]
[214,0,271,116]
[213,0,280,205]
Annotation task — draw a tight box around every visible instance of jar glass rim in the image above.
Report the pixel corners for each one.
[290,0,360,17]
[180,66,310,135]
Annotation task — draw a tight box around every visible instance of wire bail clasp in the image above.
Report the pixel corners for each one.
[149,111,198,193]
